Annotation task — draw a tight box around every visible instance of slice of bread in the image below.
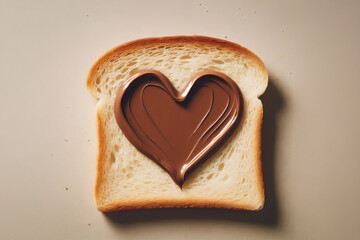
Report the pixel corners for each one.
[87,36,268,212]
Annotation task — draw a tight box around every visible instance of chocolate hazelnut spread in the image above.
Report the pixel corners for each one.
[114,70,243,187]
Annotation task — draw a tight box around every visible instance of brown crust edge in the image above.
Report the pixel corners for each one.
[255,103,265,208]
[94,105,106,203]
[87,36,268,211]
[99,199,260,212]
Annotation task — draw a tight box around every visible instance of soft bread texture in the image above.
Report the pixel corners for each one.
[87,36,268,212]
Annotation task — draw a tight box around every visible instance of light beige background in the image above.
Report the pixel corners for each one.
[1,0,359,239]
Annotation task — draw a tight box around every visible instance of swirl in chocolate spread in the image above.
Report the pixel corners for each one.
[114,70,243,188]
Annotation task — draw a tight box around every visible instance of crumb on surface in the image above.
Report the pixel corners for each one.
[88,223,91,226]
[282,29,285,32]
[64,187,68,191]
[206,10,208,12]
[254,11,256,14]
[238,8,241,10]
[64,138,69,142]
[88,139,91,142]
[224,36,228,39]
[289,72,293,75]
[199,3,202,6]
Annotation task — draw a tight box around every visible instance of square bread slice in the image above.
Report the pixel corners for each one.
[87,36,268,212]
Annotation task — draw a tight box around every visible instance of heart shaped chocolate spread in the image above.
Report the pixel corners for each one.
[114,70,243,187]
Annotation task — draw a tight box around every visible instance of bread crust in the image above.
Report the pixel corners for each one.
[100,199,260,212]
[255,104,265,207]
[87,36,267,211]
[94,105,106,203]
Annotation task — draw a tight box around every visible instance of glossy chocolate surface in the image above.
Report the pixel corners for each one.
[114,70,243,187]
